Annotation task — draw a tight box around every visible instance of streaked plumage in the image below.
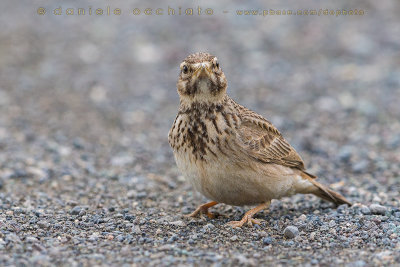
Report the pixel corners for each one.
[168,52,351,227]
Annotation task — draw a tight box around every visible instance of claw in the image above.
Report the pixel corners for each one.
[226,215,262,228]
[184,209,215,219]
[184,201,218,219]
[226,201,270,228]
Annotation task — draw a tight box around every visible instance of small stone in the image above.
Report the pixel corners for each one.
[155,229,162,235]
[136,191,147,199]
[78,209,86,216]
[73,139,84,149]
[262,237,275,245]
[108,207,115,212]
[283,226,299,239]
[127,190,136,199]
[380,216,389,222]
[6,210,13,216]
[70,206,82,215]
[113,213,123,219]
[360,205,371,215]
[298,214,307,222]
[337,146,353,162]
[352,160,369,173]
[294,235,303,242]
[369,204,387,215]
[120,246,130,256]
[32,243,45,252]
[310,232,316,240]
[329,220,336,227]
[34,210,42,217]
[37,220,49,229]
[234,254,255,266]
[158,244,173,251]
[88,232,100,242]
[338,204,349,210]
[26,236,38,243]
[116,235,125,242]
[6,233,21,243]
[132,225,142,235]
[230,235,238,241]
[168,234,178,242]
[170,220,186,227]
[203,223,215,231]
[352,260,367,267]
[10,170,29,179]
[124,214,135,221]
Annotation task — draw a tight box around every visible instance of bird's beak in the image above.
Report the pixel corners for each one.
[194,62,211,78]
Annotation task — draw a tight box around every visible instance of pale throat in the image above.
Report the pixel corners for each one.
[180,95,221,108]
[180,85,226,108]
[197,79,210,94]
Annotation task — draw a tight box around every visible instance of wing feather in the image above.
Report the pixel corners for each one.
[235,107,306,170]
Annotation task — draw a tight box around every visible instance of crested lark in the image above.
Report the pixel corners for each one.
[168,52,351,227]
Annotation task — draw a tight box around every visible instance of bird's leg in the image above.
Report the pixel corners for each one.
[185,201,218,219]
[227,201,271,228]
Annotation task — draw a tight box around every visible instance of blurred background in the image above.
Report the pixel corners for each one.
[0,0,399,265]
[1,0,399,187]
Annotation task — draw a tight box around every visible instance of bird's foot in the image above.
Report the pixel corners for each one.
[184,208,215,219]
[226,215,263,228]
[184,201,218,219]
[226,201,271,228]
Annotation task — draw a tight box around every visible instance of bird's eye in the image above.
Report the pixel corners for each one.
[182,65,188,74]
[215,61,219,69]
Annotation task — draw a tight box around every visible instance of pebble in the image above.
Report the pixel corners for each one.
[230,235,238,241]
[37,220,49,229]
[70,206,82,215]
[168,234,178,243]
[310,232,316,240]
[369,204,387,215]
[360,205,371,215]
[352,160,369,173]
[262,237,275,245]
[124,214,135,221]
[234,254,255,266]
[26,236,38,243]
[170,220,186,227]
[283,226,299,239]
[132,225,142,235]
[298,214,307,221]
[352,260,367,267]
[337,146,353,162]
[136,191,147,199]
[203,223,215,231]
[116,235,125,242]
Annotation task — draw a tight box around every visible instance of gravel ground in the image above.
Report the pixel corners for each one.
[1,0,400,266]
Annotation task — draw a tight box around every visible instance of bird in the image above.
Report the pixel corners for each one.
[168,52,351,228]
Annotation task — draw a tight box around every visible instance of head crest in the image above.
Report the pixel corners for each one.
[184,52,215,64]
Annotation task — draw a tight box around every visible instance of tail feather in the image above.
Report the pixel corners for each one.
[300,172,352,206]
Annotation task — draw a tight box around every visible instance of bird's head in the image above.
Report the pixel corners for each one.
[177,52,227,105]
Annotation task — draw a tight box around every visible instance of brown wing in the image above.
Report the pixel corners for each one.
[235,107,306,170]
